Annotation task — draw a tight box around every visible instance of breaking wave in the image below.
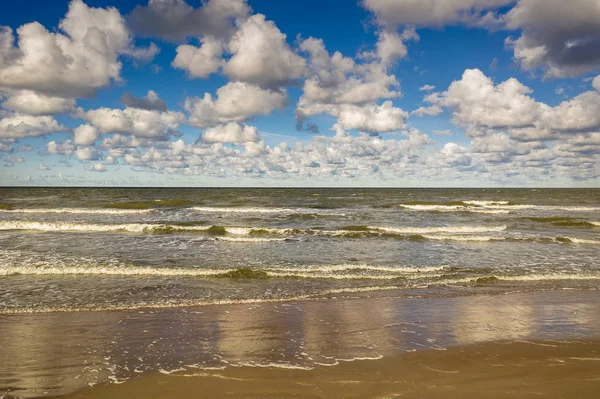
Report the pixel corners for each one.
[398,201,600,213]
[0,207,153,214]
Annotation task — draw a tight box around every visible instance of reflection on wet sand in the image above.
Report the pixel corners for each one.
[1,290,600,397]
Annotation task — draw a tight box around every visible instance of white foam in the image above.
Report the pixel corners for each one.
[398,205,509,214]
[562,237,600,245]
[0,221,165,233]
[0,264,234,277]
[217,237,288,243]
[0,207,153,214]
[371,225,507,234]
[422,235,500,242]
[463,200,510,206]
[399,203,600,213]
[190,206,344,216]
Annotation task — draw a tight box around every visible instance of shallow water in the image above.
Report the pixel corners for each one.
[1,290,600,397]
[0,187,599,313]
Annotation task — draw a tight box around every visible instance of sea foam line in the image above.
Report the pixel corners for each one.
[0,221,508,236]
[0,207,153,214]
[190,206,345,216]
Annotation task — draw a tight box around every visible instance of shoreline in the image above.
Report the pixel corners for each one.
[64,338,600,399]
[2,289,600,397]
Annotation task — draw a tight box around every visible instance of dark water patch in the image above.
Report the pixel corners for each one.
[526,217,597,228]
[205,226,227,235]
[475,276,500,284]
[406,234,428,242]
[555,237,573,244]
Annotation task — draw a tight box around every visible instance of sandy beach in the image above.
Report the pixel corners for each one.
[2,289,600,398]
[65,339,600,399]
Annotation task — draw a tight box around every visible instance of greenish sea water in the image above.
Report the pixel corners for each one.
[0,187,599,313]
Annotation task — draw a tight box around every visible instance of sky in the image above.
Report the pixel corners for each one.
[1,0,599,187]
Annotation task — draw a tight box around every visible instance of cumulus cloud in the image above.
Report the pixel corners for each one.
[172,37,224,78]
[296,37,407,133]
[73,124,100,145]
[185,81,287,128]
[0,0,158,98]
[0,142,13,152]
[419,84,435,91]
[362,0,514,27]
[128,0,250,42]
[84,107,185,138]
[75,146,101,161]
[423,68,600,147]
[423,69,542,134]
[0,113,65,139]
[504,0,600,78]
[201,122,260,144]
[1,90,77,115]
[46,140,75,156]
[593,74,600,92]
[222,14,306,88]
[120,90,167,111]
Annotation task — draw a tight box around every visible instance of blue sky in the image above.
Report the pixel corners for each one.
[1,0,599,186]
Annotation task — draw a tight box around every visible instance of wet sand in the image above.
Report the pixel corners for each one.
[2,289,600,398]
[66,339,600,399]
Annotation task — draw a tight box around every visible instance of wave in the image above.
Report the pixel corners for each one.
[4,222,598,244]
[105,200,193,209]
[189,206,346,216]
[0,207,153,214]
[526,217,600,228]
[398,201,600,213]
[0,221,508,238]
[0,261,444,280]
[455,273,600,283]
[398,204,509,214]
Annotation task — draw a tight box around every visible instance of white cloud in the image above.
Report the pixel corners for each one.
[593,74,600,92]
[336,102,408,133]
[120,90,167,111]
[172,37,224,78]
[0,0,157,98]
[0,142,13,152]
[89,162,107,172]
[296,37,407,133]
[47,140,75,156]
[1,90,77,115]
[0,113,65,139]
[419,84,435,91]
[73,124,100,145]
[75,146,101,161]
[39,164,50,170]
[362,0,513,27]
[185,81,287,128]
[424,69,542,134]
[223,14,306,88]
[540,91,600,133]
[84,107,185,138]
[201,122,260,144]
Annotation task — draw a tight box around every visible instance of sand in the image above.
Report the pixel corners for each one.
[2,289,600,398]
[64,339,600,399]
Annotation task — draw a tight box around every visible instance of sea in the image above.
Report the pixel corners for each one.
[1,187,600,397]
[1,187,599,314]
